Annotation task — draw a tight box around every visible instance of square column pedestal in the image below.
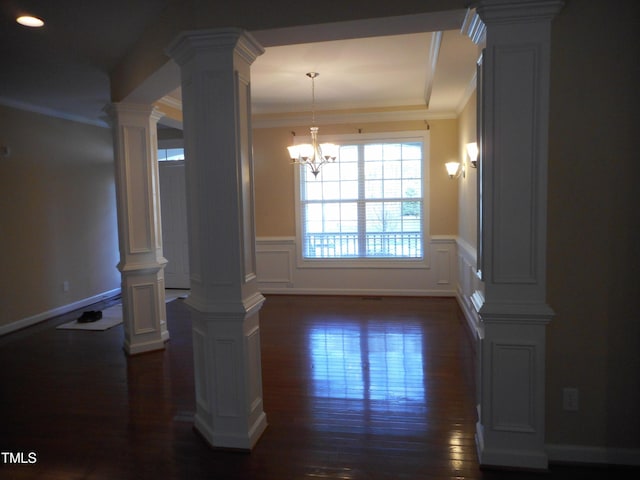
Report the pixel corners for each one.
[190,294,267,450]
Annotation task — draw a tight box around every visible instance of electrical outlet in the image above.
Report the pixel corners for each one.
[63,281,70,292]
[563,387,579,411]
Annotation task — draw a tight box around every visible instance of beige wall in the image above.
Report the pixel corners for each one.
[546,0,640,449]
[253,119,459,237]
[457,90,478,250]
[0,106,120,327]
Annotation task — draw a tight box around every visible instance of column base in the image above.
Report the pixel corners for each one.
[194,411,267,451]
[476,422,549,470]
[123,337,167,356]
[119,263,169,356]
[189,296,267,451]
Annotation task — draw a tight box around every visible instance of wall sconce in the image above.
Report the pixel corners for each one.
[446,161,463,179]
[466,142,479,168]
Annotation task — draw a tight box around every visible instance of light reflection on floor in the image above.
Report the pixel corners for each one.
[308,321,427,434]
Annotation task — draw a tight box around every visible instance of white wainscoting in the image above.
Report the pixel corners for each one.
[256,236,457,297]
[456,237,483,342]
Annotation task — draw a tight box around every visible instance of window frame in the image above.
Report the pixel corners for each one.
[294,130,430,269]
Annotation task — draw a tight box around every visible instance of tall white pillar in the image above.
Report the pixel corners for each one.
[466,0,564,470]
[109,103,169,355]
[166,29,267,450]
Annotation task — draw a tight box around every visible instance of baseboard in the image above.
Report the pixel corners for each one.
[257,286,457,297]
[546,443,640,467]
[0,288,121,337]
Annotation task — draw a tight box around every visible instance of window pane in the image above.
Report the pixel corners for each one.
[365,161,383,180]
[322,181,341,200]
[401,201,421,219]
[383,180,402,198]
[365,202,384,232]
[304,204,323,233]
[384,160,402,179]
[321,163,340,181]
[323,203,341,231]
[383,203,402,231]
[382,143,402,160]
[365,180,382,199]
[364,144,382,161]
[340,162,358,181]
[340,145,358,162]
[402,159,421,179]
[401,217,421,232]
[341,203,358,232]
[166,148,185,160]
[305,181,323,200]
[402,143,422,160]
[403,179,422,198]
[341,180,358,199]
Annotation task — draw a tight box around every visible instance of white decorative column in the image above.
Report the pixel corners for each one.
[466,0,563,470]
[110,103,169,355]
[167,29,267,450]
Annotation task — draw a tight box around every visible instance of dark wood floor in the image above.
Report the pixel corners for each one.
[0,294,634,479]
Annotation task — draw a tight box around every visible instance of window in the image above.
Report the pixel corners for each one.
[298,132,426,262]
[158,148,185,161]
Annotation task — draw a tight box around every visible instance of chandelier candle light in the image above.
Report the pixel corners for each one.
[287,72,338,177]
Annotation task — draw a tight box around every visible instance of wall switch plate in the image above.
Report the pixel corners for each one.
[563,387,579,411]
[63,281,70,292]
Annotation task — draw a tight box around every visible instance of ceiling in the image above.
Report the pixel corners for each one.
[0,0,479,127]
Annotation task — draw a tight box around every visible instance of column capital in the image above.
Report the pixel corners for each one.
[469,0,564,24]
[479,301,554,325]
[106,102,165,123]
[166,28,265,67]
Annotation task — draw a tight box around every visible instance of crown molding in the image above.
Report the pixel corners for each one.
[252,108,456,128]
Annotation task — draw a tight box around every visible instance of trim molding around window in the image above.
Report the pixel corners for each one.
[294,130,430,269]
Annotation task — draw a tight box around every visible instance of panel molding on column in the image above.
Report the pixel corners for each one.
[131,283,159,334]
[122,126,153,254]
[214,338,240,417]
[192,326,210,414]
[247,325,263,413]
[491,44,541,285]
[237,71,257,284]
[491,341,537,433]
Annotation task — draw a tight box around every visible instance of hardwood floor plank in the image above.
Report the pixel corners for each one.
[0,294,636,479]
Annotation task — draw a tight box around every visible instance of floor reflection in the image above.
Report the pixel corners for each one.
[308,321,426,422]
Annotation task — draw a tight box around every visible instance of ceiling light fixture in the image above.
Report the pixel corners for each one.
[16,15,45,28]
[287,72,338,178]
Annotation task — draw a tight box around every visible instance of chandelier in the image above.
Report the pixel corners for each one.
[287,72,338,177]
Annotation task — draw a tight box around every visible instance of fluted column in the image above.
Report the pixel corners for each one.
[466,0,564,470]
[166,28,267,450]
[109,103,169,355]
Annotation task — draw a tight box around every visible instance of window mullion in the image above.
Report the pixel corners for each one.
[357,144,366,257]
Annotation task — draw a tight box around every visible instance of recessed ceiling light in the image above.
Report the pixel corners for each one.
[16,15,45,28]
